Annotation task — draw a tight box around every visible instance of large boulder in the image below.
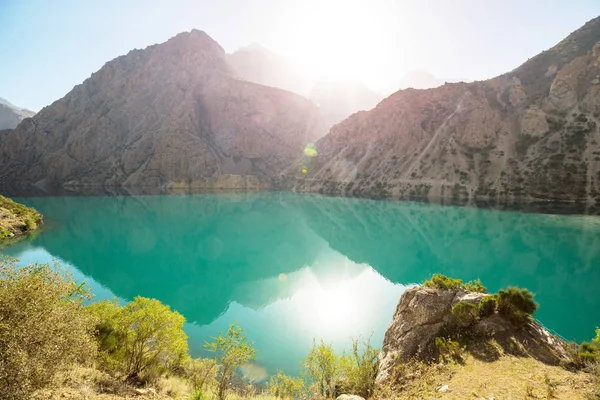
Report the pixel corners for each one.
[376,286,574,387]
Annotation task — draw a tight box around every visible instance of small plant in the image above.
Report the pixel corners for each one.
[464,278,487,293]
[188,390,208,400]
[497,286,538,327]
[579,341,600,364]
[544,373,558,398]
[267,370,306,399]
[186,358,218,393]
[479,295,497,317]
[452,301,479,327]
[423,274,463,290]
[435,337,462,361]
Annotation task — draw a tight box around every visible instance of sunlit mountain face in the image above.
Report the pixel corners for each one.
[3,192,599,379]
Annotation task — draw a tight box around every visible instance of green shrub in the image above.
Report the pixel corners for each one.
[186,358,218,393]
[497,287,538,326]
[435,337,462,361]
[87,297,188,381]
[0,258,96,400]
[267,370,306,399]
[302,339,343,398]
[463,278,487,293]
[479,295,497,317]
[579,342,599,363]
[452,301,479,327]
[595,327,600,344]
[423,274,463,290]
[204,323,256,400]
[338,336,379,399]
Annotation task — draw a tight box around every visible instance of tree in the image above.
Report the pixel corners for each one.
[87,297,188,380]
[0,258,96,400]
[204,323,256,400]
[303,339,343,398]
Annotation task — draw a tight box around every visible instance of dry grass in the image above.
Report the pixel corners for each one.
[378,350,596,399]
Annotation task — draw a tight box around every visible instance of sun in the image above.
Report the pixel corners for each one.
[270,0,391,82]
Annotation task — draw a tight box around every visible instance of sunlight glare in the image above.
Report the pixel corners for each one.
[271,0,394,82]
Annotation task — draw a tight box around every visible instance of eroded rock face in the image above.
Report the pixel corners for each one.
[375,287,574,388]
[0,31,322,190]
[293,17,600,204]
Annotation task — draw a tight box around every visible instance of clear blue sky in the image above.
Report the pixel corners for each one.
[0,0,598,111]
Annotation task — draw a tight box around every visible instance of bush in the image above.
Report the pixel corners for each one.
[302,339,343,398]
[87,297,188,381]
[186,358,218,393]
[464,278,487,293]
[452,301,479,327]
[338,336,379,399]
[204,323,256,400]
[0,258,96,400]
[497,287,538,326]
[579,342,599,363]
[267,370,306,399]
[423,274,463,290]
[479,295,497,317]
[435,337,462,361]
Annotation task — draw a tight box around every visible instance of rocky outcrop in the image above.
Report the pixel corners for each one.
[0,97,35,130]
[293,17,600,204]
[376,287,574,387]
[0,31,323,191]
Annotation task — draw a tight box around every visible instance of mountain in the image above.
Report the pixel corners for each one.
[227,45,384,129]
[0,30,323,191]
[0,97,35,130]
[293,17,600,206]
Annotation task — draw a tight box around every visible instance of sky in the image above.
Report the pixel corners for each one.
[0,0,599,111]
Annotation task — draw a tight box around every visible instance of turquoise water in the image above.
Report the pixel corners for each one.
[2,192,600,379]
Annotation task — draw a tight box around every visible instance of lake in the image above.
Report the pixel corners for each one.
[2,192,600,380]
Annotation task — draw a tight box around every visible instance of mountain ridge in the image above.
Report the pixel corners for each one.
[291,16,600,208]
[0,29,323,191]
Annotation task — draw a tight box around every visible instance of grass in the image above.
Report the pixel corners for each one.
[379,347,596,399]
[0,195,42,239]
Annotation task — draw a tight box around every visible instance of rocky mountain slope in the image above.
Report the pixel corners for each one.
[0,97,35,130]
[0,31,323,190]
[293,17,600,205]
[227,45,383,129]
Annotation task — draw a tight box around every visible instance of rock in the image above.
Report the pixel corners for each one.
[336,395,366,400]
[134,387,156,395]
[292,17,600,203]
[375,286,576,388]
[0,30,323,190]
[376,287,486,385]
[438,384,449,392]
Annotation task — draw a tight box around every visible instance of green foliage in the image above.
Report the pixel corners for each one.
[267,370,306,399]
[595,327,600,344]
[87,297,188,381]
[579,342,599,363]
[451,301,479,327]
[188,389,209,400]
[302,339,343,398]
[423,274,463,290]
[0,195,42,237]
[435,337,462,362]
[423,274,487,293]
[463,279,487,293]
[0,257,96,400]
[497,287,538,327]
[479,295,497,318]
[186,358,218,393]
[204,323,256,400]
[338,336,380,399]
